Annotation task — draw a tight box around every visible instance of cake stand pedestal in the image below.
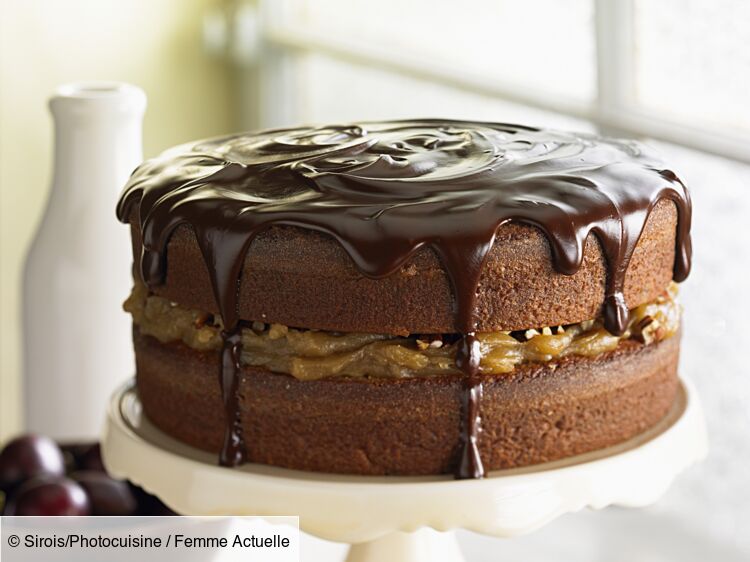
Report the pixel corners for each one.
[102,379,706,562]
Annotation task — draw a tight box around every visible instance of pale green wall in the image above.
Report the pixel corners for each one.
[0,0,236,440]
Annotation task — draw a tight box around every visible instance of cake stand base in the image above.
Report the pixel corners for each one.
[345,529,462,562]
[102,378,706,562]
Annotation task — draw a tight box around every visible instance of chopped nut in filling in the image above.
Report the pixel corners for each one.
[124,282,680,381]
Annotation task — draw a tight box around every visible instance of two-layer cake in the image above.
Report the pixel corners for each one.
[117,120,691,478]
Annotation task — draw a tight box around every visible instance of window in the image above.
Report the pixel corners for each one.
[634,0,750,135]
[227,0,750,162]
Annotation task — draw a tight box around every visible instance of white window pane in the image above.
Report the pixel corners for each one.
[297,53,594,131]
[634,0,750,134]
[645,140,750,554]
[293,0,596,102]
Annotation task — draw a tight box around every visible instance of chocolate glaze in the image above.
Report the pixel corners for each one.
[117,119,692,479]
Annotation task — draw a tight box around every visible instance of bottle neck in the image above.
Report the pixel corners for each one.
[48,83,146,202]
[50,114,143,199]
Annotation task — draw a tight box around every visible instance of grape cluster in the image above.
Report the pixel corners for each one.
[0,434,175,516]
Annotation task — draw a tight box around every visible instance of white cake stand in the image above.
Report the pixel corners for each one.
[102,378,707,562]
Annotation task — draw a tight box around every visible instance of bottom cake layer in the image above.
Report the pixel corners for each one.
[134,327,680,476]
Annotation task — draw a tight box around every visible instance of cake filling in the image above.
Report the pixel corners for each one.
[125,282,679,381]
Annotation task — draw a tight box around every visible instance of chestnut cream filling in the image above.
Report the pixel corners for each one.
[125,282,680,381]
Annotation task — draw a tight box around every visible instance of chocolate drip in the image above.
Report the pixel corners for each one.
[219,326,245,466]
[117,119,692,477]
[434,236,494,478]
[456,334,484,479]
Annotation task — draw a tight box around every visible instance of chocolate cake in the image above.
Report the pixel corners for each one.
[117,120,692,478]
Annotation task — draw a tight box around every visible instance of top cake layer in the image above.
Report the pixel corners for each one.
[118,119,692,335]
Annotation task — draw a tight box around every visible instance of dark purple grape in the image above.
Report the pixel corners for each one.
[0,435,65,492]
[5,477,90,516]
[71,471,137,516]
[59,442,105,473]
[129,482,177,515]
[79,443,106,472]
[144,498,177,516]
[59,442,95,472]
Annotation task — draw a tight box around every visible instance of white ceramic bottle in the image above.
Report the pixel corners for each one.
[23,83,146,440]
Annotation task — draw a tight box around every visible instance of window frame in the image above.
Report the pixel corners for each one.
[230,0,750,163]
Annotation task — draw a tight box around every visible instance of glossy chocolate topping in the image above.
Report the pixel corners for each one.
[117,119,692,478]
